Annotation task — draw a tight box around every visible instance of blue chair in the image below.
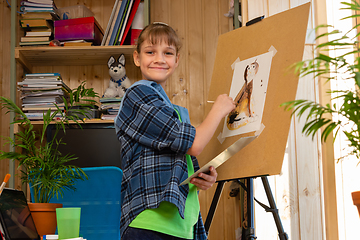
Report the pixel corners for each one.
[48,166,123,240]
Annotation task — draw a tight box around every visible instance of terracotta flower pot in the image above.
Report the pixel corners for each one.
[28,203,63,237]
[351,191,360,216]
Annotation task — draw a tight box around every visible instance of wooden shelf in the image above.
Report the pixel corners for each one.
[15,45,136,72]
[30,119,115,125]
[14,119,115,133]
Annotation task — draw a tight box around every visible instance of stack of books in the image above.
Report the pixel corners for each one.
[19,0,59,46]
[20,0,56,13]
[99,97,122,120]
[18,73,70,120]
[101,0,144,46]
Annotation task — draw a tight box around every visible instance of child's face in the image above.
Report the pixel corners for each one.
[133,39,179,87]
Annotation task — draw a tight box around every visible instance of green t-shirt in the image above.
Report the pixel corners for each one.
[129,109,200,239]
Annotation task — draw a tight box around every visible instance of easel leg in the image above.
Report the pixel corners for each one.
[204,181,226,234]
[261,176,289,240]
[243,178,256,240]
[205,177,288,240]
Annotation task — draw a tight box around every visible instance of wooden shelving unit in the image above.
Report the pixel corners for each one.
[8,1,150,187]
[15,45,136,72]
[14,119,115,133]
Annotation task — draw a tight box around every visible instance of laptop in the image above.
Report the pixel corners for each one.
[0,188,40,240]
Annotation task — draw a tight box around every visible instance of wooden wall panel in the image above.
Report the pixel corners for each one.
[185,0,205,127]
[167,1,188,107]
[0,1,334,240]
[202,0,219,99]
[293,45,324,240]
[0,0,12,187]
[268,0,290,15]
[0,0,24,190]
[247,0,268,20]
[247,1,325,240]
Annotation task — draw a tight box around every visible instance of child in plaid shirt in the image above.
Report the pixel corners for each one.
[115,23,235,240]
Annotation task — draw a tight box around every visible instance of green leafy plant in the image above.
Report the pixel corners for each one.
[281,1,360,159]
[65,81,100,119]
[0,81,99,203]
[67,81,99,106]
[0,96,88,203]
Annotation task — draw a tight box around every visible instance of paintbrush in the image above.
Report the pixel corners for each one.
[0,174,11,196]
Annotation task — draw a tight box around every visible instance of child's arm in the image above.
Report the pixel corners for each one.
[186,94,235,156]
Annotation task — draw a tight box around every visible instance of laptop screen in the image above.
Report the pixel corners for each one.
[0,188,40,240]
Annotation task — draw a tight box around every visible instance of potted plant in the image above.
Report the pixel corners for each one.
[281,0,360,217]
[0,81,99,236]
[65,81,100,119]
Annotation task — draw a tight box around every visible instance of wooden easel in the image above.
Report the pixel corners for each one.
[205,177,288,240]
[199,3,311,239]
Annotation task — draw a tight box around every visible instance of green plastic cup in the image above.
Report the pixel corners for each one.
[56,207,81,240]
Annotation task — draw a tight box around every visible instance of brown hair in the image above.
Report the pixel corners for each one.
[136,23,182,54]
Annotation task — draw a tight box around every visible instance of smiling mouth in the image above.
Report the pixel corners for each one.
[150,67,168,70]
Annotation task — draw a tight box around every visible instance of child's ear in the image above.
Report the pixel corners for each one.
[175,53,180,66]
[133,51,140,67]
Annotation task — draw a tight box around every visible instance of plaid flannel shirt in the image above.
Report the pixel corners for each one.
[115,80,207,240]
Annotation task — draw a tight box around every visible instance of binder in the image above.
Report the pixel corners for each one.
[108,0,128,45]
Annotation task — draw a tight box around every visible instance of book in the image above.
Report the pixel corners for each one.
[23,105,64,111]
[19,18,53,28]
[22,102,65,107]
[18,86,63,91]
[21,36,50,42]
[99,97,122,103]
[18,81,63,85]
[20,11,58,20]
[21,1,54,8]
[130,1,144,45]
[24,112,63,120]
[19,83,70,92]
[25,29,52,37]
[101,0,121,46]
[63,41,92,46]
[22,95,64,104]
[19,41,51,46]
[22,77,61,81]
[104,1,122,46]
[119,0,140,45]
[20,84,65,88]
[25,72,61,78]
[21,89,66,98]
[108,0,128,45]
[107,108,119,114]
[20,6,55,12]
[130,28,141,45]
[22,78,61,81]
[101,114,116,120]
[19,73,71,92]
[100,102,121,110]
[25,0,54,4]
[113,0,133,45]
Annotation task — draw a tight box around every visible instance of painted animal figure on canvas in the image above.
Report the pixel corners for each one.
[227,60,259,130]
[103,54,132,98]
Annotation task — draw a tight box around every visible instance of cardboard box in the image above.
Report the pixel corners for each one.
[54,17,104,45]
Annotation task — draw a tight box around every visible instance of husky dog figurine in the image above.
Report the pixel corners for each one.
[103,54,132,98]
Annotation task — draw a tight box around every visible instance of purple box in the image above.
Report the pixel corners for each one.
[54,17,103,45]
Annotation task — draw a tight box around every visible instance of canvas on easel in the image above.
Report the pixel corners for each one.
[196,3,311,182]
